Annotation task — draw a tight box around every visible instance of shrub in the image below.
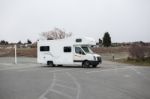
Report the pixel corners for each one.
[128,44,150,59]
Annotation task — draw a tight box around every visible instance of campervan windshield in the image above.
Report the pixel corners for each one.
[81,46,93,54]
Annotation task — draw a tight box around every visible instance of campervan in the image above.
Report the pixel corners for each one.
[37,36,102,68]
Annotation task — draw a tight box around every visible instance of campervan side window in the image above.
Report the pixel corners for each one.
[40,46,49,51]
[64,46,71,52]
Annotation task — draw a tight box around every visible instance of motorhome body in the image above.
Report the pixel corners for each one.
[37,36,102,68]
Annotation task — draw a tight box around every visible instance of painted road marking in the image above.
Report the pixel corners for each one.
[86,67,132,73]
[55,83,77,91]
[38,72,75,99]
[124,74,131,78]
[66,72,81,99]
[130,68,142,75]
[38,72,56,99]
[130,67,150,81]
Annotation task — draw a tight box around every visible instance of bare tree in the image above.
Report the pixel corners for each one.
[41,28,72,40]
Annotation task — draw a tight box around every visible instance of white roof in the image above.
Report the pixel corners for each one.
[38,36,96,45]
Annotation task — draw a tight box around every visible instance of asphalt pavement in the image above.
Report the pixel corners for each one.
[0,57,150,99]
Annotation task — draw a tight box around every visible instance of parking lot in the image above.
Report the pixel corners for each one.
[0,57,150,99]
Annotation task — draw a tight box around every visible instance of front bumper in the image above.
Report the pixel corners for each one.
[90,57,102,65]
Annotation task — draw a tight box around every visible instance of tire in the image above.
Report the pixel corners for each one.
[47,61,54,67]
[82,61,90,68]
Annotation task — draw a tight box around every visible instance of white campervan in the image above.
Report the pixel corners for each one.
[37,36,102,68]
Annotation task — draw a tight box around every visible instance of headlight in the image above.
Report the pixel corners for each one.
[93,56,96,61]
[97,57,101,62]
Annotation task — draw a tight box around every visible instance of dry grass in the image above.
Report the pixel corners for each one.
[116,58,150,66]
[0,48,37,57]
[92,47,129,60]
[92,47,129,54]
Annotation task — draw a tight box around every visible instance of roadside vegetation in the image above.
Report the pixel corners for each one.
[124,44,150,66]
[118,57,150,66]
[0,47,37,57]
[92,47,129,61]
[0,29,150,66]
[93,45,150,66]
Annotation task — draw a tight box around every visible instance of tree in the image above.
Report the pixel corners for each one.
[0,40,9,45]
[17,41,22,44]
[99,38,102,44]
[27,39,32,44]
[102,32,111,47]
[41,28,72,40]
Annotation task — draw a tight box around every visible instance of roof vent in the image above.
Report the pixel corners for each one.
[76,39,82,42]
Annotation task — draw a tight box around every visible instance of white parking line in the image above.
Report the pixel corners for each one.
[38,72,56,99]
[130,68,142,75]
[55,83,77,91]
[49,69,73,73]
[50,88,73,99]
[86,67,132,73]
[124,74,131,78]
[130,67,150,81]
[66,72,81,99]
[38,71,75,99]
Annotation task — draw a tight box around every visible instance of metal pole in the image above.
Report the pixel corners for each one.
[14,45,17,64]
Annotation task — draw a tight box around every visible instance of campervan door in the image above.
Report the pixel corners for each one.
[57,45,74,65]
[73,45,86,63]
[51,43,73,65]
[38,44,51,64]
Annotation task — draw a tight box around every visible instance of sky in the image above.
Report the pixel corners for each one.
[0,0,150,43]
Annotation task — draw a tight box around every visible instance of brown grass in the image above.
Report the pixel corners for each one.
[0,48,37,57]
[92,47,129,54]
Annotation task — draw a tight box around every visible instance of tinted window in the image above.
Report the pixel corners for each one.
[64,46,71,52]
[81,46,93,54]
[76,39,82,42]
[40,46,49,51]
[75,47,85,55]
[81,46,90,53]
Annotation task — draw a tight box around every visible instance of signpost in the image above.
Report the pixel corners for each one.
[14,45,17,64]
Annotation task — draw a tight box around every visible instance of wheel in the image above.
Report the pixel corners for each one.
[47,61,54,67]
[82,61,90,68]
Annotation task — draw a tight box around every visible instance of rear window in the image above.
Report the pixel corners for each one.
[64,46,71,52]
[40,46,49,51]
